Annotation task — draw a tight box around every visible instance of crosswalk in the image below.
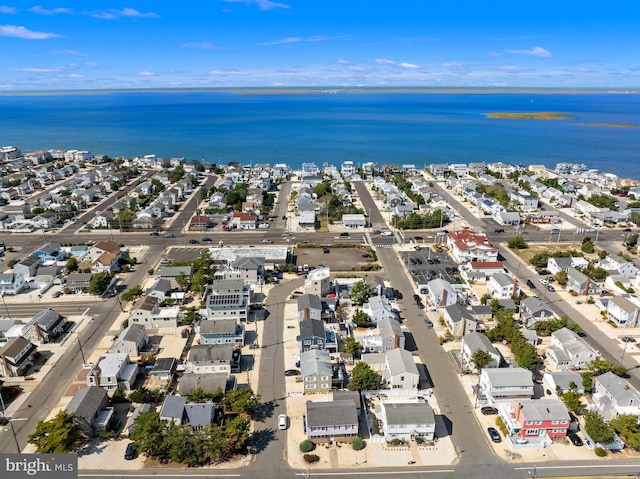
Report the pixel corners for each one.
[373,243,394,248]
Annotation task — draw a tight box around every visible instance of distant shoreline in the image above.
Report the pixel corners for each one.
[485,112,573,120]
[1,87,640,97]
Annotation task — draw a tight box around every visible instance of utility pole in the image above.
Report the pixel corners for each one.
[76,337,86,364]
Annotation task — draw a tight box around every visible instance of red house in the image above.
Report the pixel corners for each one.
[504,399,570,441]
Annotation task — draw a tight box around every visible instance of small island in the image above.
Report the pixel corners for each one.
[485,111,572,120]
[579,122,637,128]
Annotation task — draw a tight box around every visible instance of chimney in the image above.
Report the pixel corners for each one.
[303,307,309,321]
[393,332,399,349]
[441,289,447,307]
[512,277,518,298]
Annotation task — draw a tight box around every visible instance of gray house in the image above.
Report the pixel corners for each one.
[444,303,477,339]
[460,332,502,370]
[297,318,326,352]
[305,400,359,443]
[520,297,555,329]
[300,349,333,394]
[566,268,602,296]
[297,294,322,322]
[110,323,149,356]
[66,386,112,438]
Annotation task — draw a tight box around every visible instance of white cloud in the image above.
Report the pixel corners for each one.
[0,5,16,13]
[9,66,65,72]
[336,58,349,64]
[257,36,301,46]
[441,61,463,68]
[208,69,247,75]
[92,8,158,20]
[29,6,73,15]
[0,24,62,39]
[489,52,501,57]
[50,49,87,56]
[221,0,291,11]
[375,58,396,65]
[399,62,420,69]
[347,65,365,71]
[135,71,156,76]
[505,46,551,58]
[182,42,215,49]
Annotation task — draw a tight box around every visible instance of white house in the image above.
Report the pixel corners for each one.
[598,255,638,278]
[603,296,639,328]
[375,400,436,442]
[479,368,534,406]
[427,278,457,308]
[382,349,419,390]
[487,272,520,299]
[592,372,640,419]
[461,332,502,370]
[546,328,598,370]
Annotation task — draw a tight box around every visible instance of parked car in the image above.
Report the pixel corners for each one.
[494,228,505,233]
[284,369,300,376]
[124,443,135,460]
[188,239,200,244]
[165,233,175,238]
[323,247,330,253]
[623,228,632,232]
[568,433,583,446]
[340,232,350,236]
[620,336,636,343]
[262,239,273,243]
[546,284,556,292]
[487,427,501,443]
[52,291,62,298]
[424,319,433,328]
[526,279,536,289]
[539,278,549,285]
[149,231,159,236]
[278,414,288,430]
[481,406,498,416]
[202,237,212,242]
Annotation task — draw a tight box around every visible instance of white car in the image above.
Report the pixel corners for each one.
[278,414,288,430]
[539,278,549,285]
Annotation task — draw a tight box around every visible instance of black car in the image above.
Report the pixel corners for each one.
[621,336,636,343]
[413,294,420,302]
[526,279,536,289]
[538,269,550,276]
[568,433,583,446]
[427,259,434,265]
[394,290,403,300]
[202,237,212,242]
[432,258,440,264]
[481,406,498,416]
[340,232,350,236]
[323,247,330,253]
[284,369,300,376]
[149,231,159,236]
[189,239,200,244]
[623,228,632,232]
[487,427,501,443]
[124,443,135,460]
[494,228,505,233]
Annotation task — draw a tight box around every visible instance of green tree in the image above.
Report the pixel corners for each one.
[554,270,568,286]
[350,279,374,305]
[609,414,640,449]
[561,390,584,413]
[470,349,493,373]
[347,362,381,391]
[513,342,539,371]
[587,358,627,377]
[88,271,112,295]
[352,309,372,328]
[121,285,143,302]
[584,410,615,444]
[223,389,261,416]
[28,410,81,453]
[507,235,528,249]
[187,387,224,403]
[341,336,364,357]
[174,272,189,290]
[130,411,168,458]
[65,257,79,272]
[582,371,594,393]
[581,238,595,254]
[129,387,163,404]
[351,437,365,450]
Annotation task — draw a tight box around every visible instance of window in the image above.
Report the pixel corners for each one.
[306,384,316,390]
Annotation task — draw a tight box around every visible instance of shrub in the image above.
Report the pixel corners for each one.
[304,454,320,463]
[594,447,608,457]
[351,437,365,450]
[495,416,508,436]
[299,440,315,453]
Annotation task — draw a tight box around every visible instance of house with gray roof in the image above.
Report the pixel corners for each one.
[592,372,640,419]
[460,332,502,370]
[305,399,359,443]
[204,279,250,322]
[227,256,264,284]
[443,303,477,339]
[187,344,240,374]
[520,297,555,329]
[487,272,520,299]
[542,371,585,395]
[151,357,177,382]
[297,318,326,353]
[146,278,172,300]
[86,353,138,391]
[377,316,405,352]
[0,336,38,377]
[382,348,419,390]
[154,266,193,289]
[297,294,322,322]
[13,255,41,280]
[546,327,598,370]
[65,386,111,438]
[603,296,639,328]
[375,400,436,442]
[199,319,245,346]
[479,368,534,406]
[300,349,333,394]
[125,403,152,437]
[427,278,457,308]
[110,323,149,356]
[0,272,26,295]
[362,295,399,324]
[566,268,602,296]
[159,395,188,425]
[177,372,234,396]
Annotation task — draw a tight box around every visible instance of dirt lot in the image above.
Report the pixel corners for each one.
[296,245,377,272]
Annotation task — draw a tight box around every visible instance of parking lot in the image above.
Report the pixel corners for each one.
[400,247,460,288]
[296,246,377,272]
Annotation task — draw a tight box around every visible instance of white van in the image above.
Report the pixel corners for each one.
[278,414,288,430]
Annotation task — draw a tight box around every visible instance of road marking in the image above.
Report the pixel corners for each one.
[514,464,640,470]
[296,470,455,476]
[81,475,241,478]
[283,448,288,460]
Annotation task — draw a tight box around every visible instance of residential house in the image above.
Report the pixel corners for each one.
[297,318,326,353]
[479,368,534,406]
[177,372,233,396]
[66,272,93,292]
[110,323,149,356]
[382,348,420,390]
[203,279,250,322]
[460,261,505,283]
[0,336,38,377]
[375,400,436,442]
[154,266,193,289]
[87,240,121,263]
[362,295,399,324]
[189,215,213,230]
[86,353,138,391]
[603,296,639,328]
[547,257,588,275]
[566,268,602,296]
[13,255,41,280]
[443,303,477,339]
[151,357,177,382]
[128,296,180,328]
[66,386,112,438]
[146,278,172,300]
[199,320,245,346]
[519,297,556,329]
[427,278,458,308]
[493,210,521,226]
[0,272,25,295]
[510,191,539,211]
[187,344,240,374]
[305,400,359,443]
[592,372,640,419]
[32,243,65,262]
[342,214,366,229]
[599,255,638,278]
[501,399,570,441]
[228,257,264,284]
[124,403,153,438]
[487,272,520,300]
[461,332,502,370]
[543,371,585,395]
[158,395,188,425]
[297,294,322,322]
[546,327,598,370]
[447,230,499,263]
[230,212,257,230]
[304,268,331,297]
[300,349,333,394]
[378,316,405,352]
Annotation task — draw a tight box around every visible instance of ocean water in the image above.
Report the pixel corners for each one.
[0,90,639,178]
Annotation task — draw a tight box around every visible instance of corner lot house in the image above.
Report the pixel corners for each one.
[375,400,436,442]
[501,399,570,443]
[546,327,597,370]
[305,399,359,443]
[0,336,38,377]
[66,386,112,438]
[427,279,457,308]
[86,353,138,392]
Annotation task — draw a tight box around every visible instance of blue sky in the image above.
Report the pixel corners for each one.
[0,1,638,90]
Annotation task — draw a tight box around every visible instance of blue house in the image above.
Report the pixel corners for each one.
[33,243,65,262]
